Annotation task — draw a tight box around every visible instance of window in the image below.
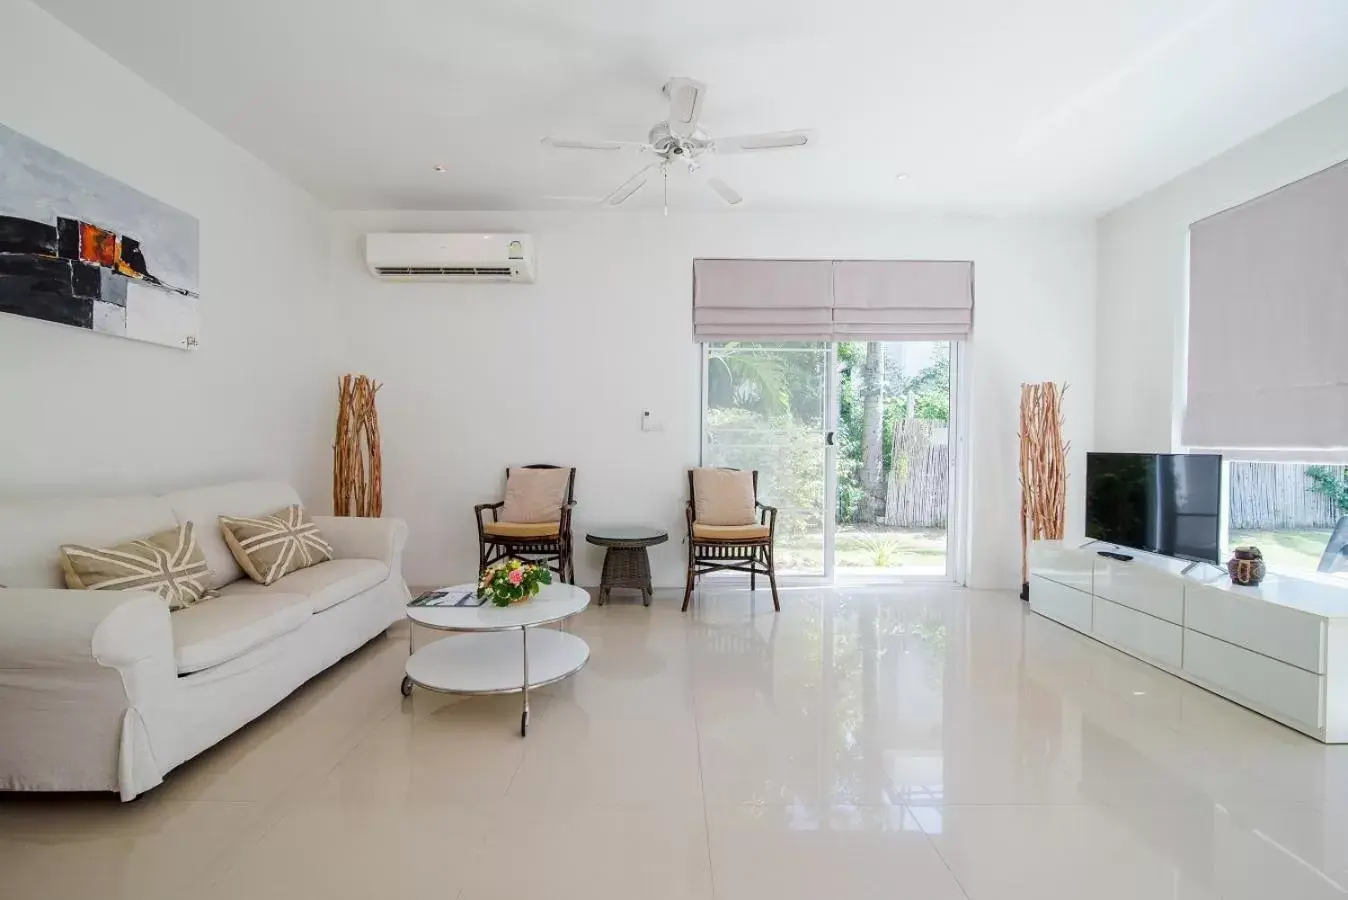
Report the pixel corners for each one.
[702,340,956,579]
[1226,461,1348,576]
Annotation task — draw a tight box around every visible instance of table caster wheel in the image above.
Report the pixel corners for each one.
[400,675,413,697]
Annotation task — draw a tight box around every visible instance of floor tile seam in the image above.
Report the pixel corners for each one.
[902,799,975,900]
[688,654,720,900]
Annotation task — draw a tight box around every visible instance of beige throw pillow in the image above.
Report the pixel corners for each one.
[60,521,211,611]
[693,468,757,526]
[219,505,333,585]
[500,467,570,523]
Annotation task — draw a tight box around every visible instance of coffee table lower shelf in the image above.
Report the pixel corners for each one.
[401,628,590,736]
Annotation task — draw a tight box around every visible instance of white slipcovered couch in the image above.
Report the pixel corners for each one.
[0,479,408,800]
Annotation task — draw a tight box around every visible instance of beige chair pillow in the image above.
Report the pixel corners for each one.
[500,467,570,523]
[60,521,212,610]
[693,468,756,526]
[219,505,333,585]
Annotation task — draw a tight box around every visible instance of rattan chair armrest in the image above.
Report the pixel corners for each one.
[474,501,505,527]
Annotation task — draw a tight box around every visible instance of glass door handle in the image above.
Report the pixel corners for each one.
[825,431,835,446]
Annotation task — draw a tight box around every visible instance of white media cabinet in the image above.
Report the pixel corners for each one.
[1029,540,1348,742]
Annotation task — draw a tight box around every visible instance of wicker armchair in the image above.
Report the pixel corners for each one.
[682,467,780,612]
[475,464,576,584]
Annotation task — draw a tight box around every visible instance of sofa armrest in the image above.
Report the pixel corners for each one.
[0,588,173,672]
[0,588,180,798]
[311,515,408,567]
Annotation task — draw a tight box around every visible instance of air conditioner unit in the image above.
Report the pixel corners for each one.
[364,233,535,283]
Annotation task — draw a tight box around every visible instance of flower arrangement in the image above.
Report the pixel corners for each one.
[478,559,552,607]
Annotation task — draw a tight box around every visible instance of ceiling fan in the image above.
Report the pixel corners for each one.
[542,77,817,212]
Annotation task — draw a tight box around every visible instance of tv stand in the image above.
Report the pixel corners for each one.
[1030,540,1348,743]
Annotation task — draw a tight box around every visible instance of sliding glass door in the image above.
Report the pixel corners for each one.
[832,340,951,578]
[703,340,956,580]
[703,342,831,576]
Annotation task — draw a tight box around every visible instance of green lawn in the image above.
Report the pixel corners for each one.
[1229,529,1332,574]
[774,527,946,572]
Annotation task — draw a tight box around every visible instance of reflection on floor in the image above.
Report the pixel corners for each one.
[4,583,1348,899]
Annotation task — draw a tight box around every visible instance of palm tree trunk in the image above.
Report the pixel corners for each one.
[857,341,885,524]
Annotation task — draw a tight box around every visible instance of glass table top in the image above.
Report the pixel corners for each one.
[585,526,669,545]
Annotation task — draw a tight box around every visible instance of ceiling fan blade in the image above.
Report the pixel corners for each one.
[707,177,743,207]
[713,129,816,153]
[603,162,661,207]
[542,137,651,152]
[666,77,706,137]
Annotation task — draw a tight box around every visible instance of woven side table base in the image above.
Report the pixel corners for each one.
[598,545,653,606]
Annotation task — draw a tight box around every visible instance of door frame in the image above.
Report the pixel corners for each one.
[699,340,967,585]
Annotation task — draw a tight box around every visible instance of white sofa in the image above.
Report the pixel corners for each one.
[0,479,409,800]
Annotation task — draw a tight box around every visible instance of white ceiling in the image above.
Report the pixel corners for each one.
[33,0,1348,215]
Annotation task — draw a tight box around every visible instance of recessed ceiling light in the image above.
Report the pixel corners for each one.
[895,172,910,182]
[432,164,446,173]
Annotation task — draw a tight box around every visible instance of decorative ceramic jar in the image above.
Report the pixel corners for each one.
[1227,546,1266,587]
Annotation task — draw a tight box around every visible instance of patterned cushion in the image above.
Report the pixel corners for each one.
[60,521,211,610]
[219,505,333,586]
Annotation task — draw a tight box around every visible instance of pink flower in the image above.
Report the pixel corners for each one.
[507,568,524,586]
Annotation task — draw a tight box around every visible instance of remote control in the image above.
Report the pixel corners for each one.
[1097,550,1134,562]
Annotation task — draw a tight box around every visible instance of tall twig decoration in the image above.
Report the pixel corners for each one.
[333,374,383,517]
[1019,382,1069,597]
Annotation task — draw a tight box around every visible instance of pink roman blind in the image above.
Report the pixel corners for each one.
[831,260,973,340]
[692,258,974,342]
[692,259,834,340]
[1185,158,1348,449]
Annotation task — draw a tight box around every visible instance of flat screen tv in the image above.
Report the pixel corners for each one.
[1084,452,1223,564]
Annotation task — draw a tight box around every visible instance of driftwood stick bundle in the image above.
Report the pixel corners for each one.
[333,374,383,517]
[1019,382,1069,588]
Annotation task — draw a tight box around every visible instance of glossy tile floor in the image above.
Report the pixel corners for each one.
[5,584,1348,899]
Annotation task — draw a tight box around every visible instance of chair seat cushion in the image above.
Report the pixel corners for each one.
[693,523,770,541]
[484,521,560,539]
[215,558,389,613]
[172,593,312,674]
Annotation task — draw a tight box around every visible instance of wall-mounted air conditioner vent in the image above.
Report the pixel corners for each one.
[365,234,535,283]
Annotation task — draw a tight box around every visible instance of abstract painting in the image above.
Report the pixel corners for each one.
[0,123,200,351]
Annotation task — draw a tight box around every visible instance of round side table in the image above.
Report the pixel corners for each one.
[585,526,668,607]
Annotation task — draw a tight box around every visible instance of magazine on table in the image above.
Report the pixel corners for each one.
[408,588,486,608]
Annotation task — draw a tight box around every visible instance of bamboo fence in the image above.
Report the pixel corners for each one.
[1019,382,1069,587]
[333,374,383,517]
[882,419,949,528]
[1228,462,1340,530]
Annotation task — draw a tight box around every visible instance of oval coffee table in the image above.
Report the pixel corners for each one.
[402,581,589,736]
[585,526,668,607]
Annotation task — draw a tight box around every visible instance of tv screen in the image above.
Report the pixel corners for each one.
[1085,453,1223,564]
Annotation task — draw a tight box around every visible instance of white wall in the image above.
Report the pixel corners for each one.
[332,211,1095,590]
[0,0,337,505]
[1096,89,1348,452]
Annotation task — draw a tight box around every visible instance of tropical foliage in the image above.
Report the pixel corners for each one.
[706,340,951,528]
[1305,465,1348,515]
